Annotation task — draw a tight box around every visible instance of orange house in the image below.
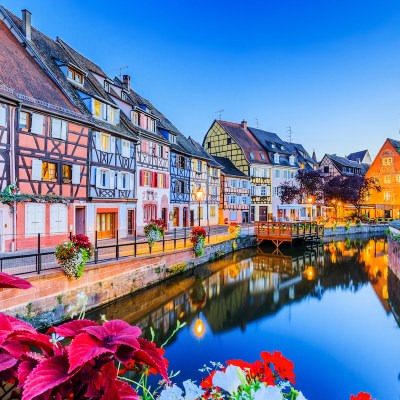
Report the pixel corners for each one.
[365,138,400,219]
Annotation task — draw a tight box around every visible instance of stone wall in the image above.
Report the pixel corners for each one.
[0,235,256,329]
[324,224,387,237]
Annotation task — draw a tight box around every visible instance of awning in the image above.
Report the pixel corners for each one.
[278,204,306,210]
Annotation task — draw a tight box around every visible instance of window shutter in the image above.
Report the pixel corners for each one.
[141,141,146,152]
[72,165,80,185]
[140,170,144,186]
[96,169,102,188]
[51,119,61,139]
[129,173,134,191]
[30,113,44,134]
[31,159,42,181]
[0,106,6,127]
[164,174,169,189]
[61,121,67,140]
[163,146,167,158]
[108,171,115,189]
[90,167,97,186]
[95,132,102,149]
[117,172,122,190]
[152,172,158,188]
[110,136,116,154]
[114,109,120,124]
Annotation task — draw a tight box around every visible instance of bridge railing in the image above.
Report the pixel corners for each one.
[254,222,324,238]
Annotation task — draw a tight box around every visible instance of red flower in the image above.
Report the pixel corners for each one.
[350,393,373,400]
[261,351,295,384]
[201,369,217,389]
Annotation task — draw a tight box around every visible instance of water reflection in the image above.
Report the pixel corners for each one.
[87,236,399,399]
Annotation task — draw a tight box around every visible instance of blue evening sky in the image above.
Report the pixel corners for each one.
[3,0,400,159]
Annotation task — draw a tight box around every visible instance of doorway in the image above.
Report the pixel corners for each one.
[75,207,86,235]
[242,211,249,223]
[259,206,268,222]
[190,210,195,227]
[96,212,116,239]
[127,210,135,235]
[173,207,179,227]
[161,208,168,228]
[183,207,188,227]
[250,206,255,222]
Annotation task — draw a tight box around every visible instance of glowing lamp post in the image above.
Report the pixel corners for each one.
[307,196,314,221]
[195,187,205,226]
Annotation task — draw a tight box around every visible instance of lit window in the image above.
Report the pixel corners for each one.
[93,100,102,117]
[210,206,216,217]
[384,191,392,201]
[62,164,72,183]
[382,157,393,166]
[143,171,151,186]
[384,175,391,184]
[42,161,57,181]
[101,133,111,152]
[158,174,165,188]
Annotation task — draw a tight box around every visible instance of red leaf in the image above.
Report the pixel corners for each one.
[5,314,37,333]
[101,379,140,400]
[11,333,55,356]
[129,338,169,382]
[2,339,24,358]
[49,319,98,338]
[21,355,71,400]
[0,272,32,289]
[67,333,113,373]
[0,352,17,372]
[83,320,141,349]
[18,360,37,386]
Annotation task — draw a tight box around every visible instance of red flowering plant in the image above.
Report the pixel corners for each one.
[144,219,165,248]
[55,234,94,279]
[190,226,207,257]
[228,222,241,239]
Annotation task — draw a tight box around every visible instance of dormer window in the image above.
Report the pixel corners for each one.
[131,110,139,126]
[67,67,84,85]
[170,134,177,144]
[271,143,276,148]
[121,92,128,101]
[260,154,266,160]
[249,152,255,160]
[104,81,110,92]
[281,145,285,150]
[274,153,280,164]
[92,99,119,124]
[289,155,295,166]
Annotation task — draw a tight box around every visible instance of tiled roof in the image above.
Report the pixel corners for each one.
[388,138,400,153]
[0,16,81,118]
[347,150,368,162]
[212,156,248,177]
[188,137,213,161]
[324,154,365,175]
[285,142,317,171]
[216,120,270,164]
[3,8,136,140]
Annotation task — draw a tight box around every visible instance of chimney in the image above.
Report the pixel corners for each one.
[22,9,32,41]
[241,119,247,129]
[122,74,130,91]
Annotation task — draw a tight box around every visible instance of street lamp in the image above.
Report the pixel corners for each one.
[307,196,314,221]
[195,187,205,226]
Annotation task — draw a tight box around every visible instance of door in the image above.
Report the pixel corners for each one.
[96,212,116,239]
[183,208,188,227]
[75,207,86,235]
[127,210,135,235]
[161,208,167,228]
[250,206,255,222]
[173,207,179,227]
[259,206,267,222]
[242,211,249,223]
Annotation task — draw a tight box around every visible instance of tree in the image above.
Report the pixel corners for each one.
[278,181,300,204]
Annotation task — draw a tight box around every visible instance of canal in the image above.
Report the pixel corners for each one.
[87,236,399,399]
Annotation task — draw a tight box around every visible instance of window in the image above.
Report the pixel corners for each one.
[92,100,118,123]
[274,187,281,195]
[229,195,236,204]
[197,160,202,173]
[261,186,266,196]
[275,169,280,178]
[230,211,237,221]
[101,133,111,153]
[232,179,237,188]
[50,204,68,234]
[384,191,392,201]
[274,153,280,164]
[131,111,139,125]
[143,171,151,186]
[117,172,130,190]
[382,157,393,166]
[121,139,130,158]
[251,186,256,196]
[271,143,276,148]
[121,92,128,101]
[207,142,211,148]
[199,206,203,219]
[212,168,218,177]
[249,152,255,160]
[51,118,67,140]
[289,155,295,166]
[261,154,266,160]
[19,112,31,131]
[227,138,232,145]
[384,175,391,184]
[158,145,163,158]
[67,67,83,84]
[262,169,270,178]
[211,186,218,196]
[104,81,110,92]
[144,205,157,222]
[324,166,329,173]
[210,206,216,217]
[62,165,72,183]
[170,134,177,144]
[158,173,165,188]
[178,156,186,169]
[175,180,184,193]
[396,175,400,183]
[42,161,58,182]
[281,145,285,150]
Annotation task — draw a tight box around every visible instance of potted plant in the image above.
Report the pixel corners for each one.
[144,219,165,248]
[55,234,94,279]
[228,222,241,238]
[190,226,207,256]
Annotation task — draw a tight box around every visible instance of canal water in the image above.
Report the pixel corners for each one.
[87,236,400,400]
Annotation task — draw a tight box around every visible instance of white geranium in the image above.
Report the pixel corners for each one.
[296,391,307,400]
[253,384,283,400]
[182,380,204,400]
[158,384,183,400]
[212,365,247,395]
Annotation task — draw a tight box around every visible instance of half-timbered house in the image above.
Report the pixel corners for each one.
[0,9,90,250]
[319,154,368,179]
[1,6,141,241]
[203,120,271,222]
[212,156,251,224]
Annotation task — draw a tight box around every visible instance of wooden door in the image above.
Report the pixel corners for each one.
[96,212,116,239]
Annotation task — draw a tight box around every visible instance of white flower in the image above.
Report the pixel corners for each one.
[296,391,307,400]
[76,291,87,303]
[253,384,282,400]
[212,365,247,395]
[49,333,64,346]
[182,380,204,400]
[158,384,183,400]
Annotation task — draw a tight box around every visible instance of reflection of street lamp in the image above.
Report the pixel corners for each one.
[303,266,317,280]
[193,316,205,339]
[195,187,205,226]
